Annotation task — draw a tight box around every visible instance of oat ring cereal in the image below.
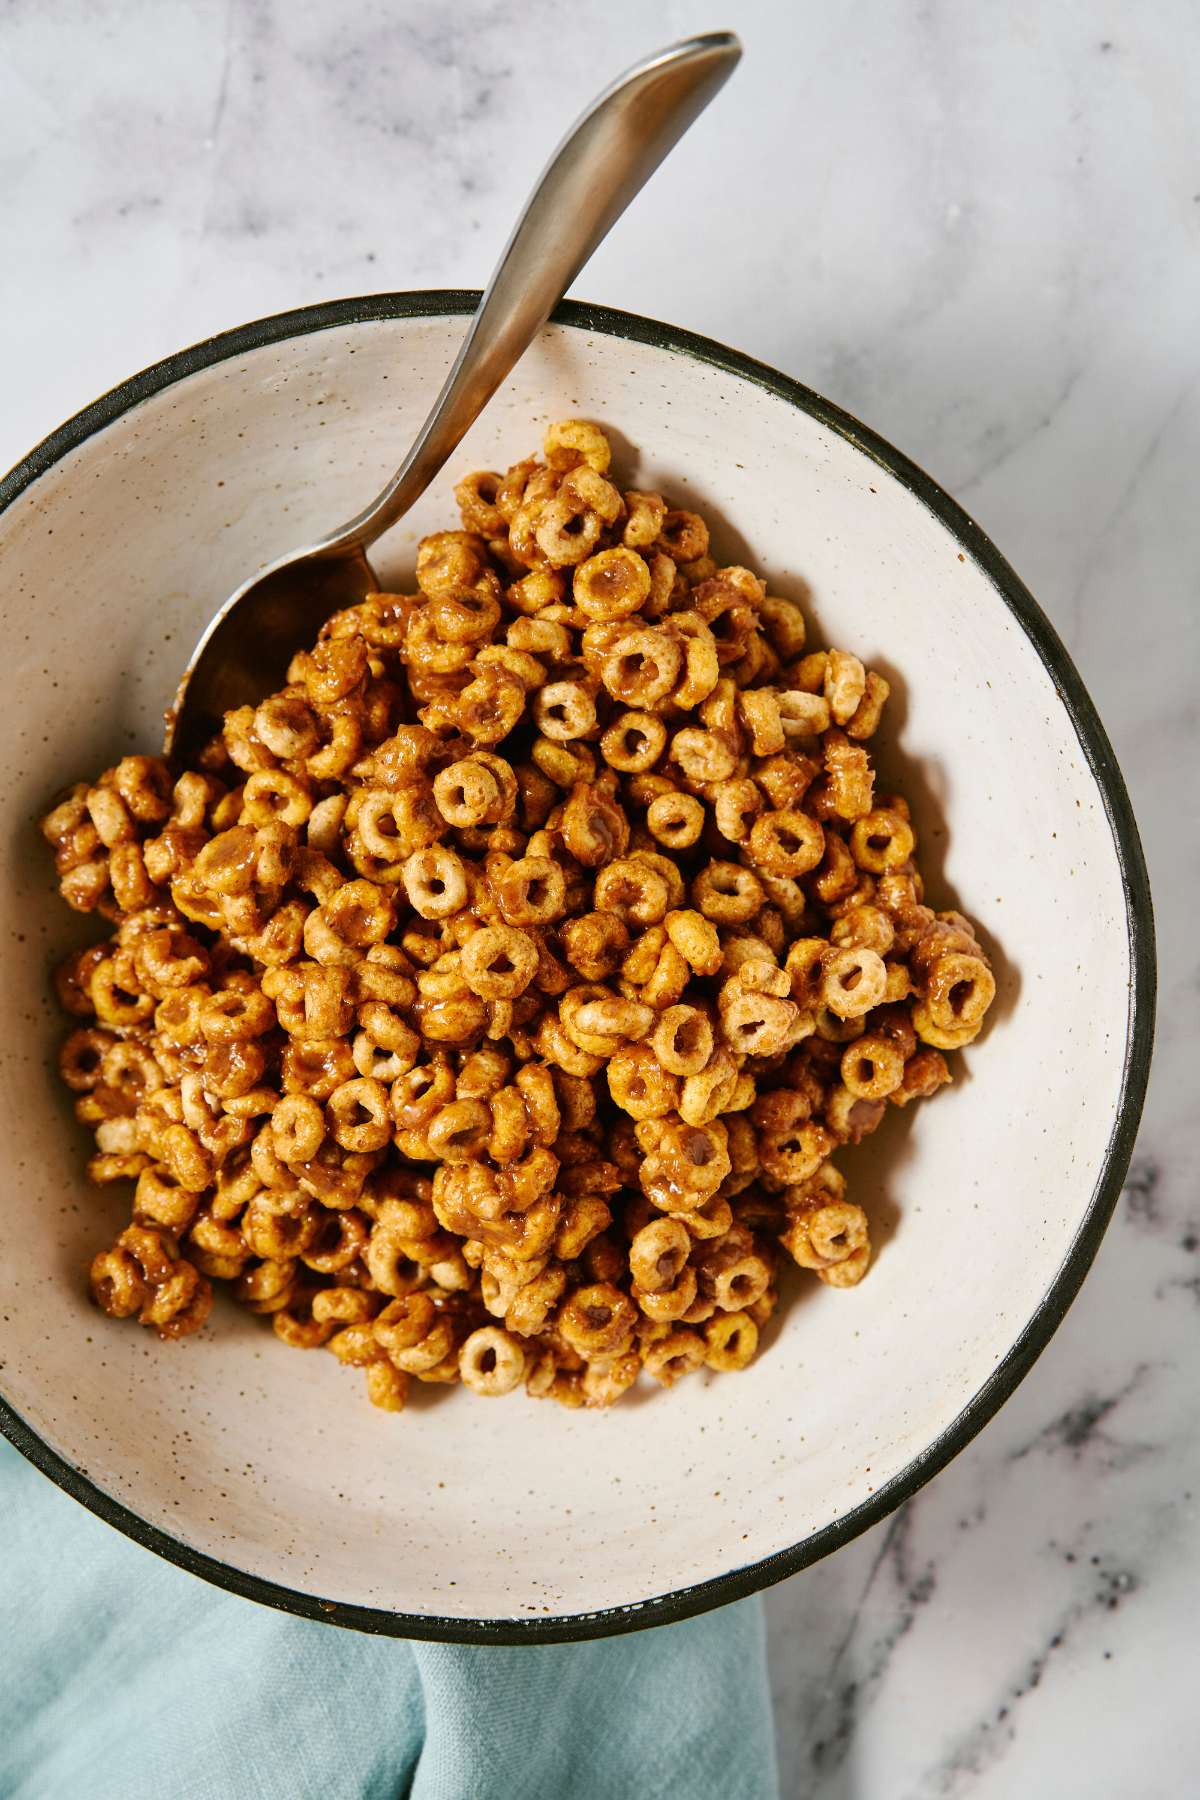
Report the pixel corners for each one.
[41,420,995,1413]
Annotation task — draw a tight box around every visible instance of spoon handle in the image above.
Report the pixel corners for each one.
[316,30,740,558]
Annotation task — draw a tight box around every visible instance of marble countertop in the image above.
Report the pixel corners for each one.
[2,1,1194,1792]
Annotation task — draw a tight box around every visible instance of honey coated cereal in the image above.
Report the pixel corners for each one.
[42,422,996,1413]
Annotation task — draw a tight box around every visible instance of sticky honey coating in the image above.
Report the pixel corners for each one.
[41,422,995,1412]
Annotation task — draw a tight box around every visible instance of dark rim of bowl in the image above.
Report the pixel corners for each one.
[0,292,1156,1645]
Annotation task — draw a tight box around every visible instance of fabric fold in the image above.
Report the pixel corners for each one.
[0,1442,778,1800]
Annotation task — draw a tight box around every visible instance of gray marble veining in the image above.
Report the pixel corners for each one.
[2,1,1195,1793]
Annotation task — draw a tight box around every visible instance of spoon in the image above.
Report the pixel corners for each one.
[167,30,741,761]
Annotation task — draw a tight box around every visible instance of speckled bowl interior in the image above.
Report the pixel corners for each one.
[0,297,1151,1640]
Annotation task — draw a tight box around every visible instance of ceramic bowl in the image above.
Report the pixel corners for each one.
[0,295,1154,1642]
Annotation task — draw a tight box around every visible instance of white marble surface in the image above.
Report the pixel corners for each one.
[1,1,1194,1792]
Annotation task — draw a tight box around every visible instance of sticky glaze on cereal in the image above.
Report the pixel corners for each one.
[41,421,996,1413]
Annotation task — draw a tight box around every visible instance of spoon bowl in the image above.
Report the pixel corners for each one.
[167,547,377,761]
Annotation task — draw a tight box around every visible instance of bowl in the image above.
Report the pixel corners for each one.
[0,294,1154,1641]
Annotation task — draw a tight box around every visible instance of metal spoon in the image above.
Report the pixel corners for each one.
[167,30,741,761]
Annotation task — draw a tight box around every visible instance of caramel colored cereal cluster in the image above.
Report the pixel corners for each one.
[42,421,995,1414]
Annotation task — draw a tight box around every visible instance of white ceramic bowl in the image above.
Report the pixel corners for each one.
[0,296,1153,1641]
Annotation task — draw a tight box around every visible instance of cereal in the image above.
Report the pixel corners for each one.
[42,420,995,1413]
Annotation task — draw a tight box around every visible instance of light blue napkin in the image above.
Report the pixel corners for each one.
[0,1440,777,1799]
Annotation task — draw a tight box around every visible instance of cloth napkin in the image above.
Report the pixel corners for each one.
[0,1440,778,1799]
